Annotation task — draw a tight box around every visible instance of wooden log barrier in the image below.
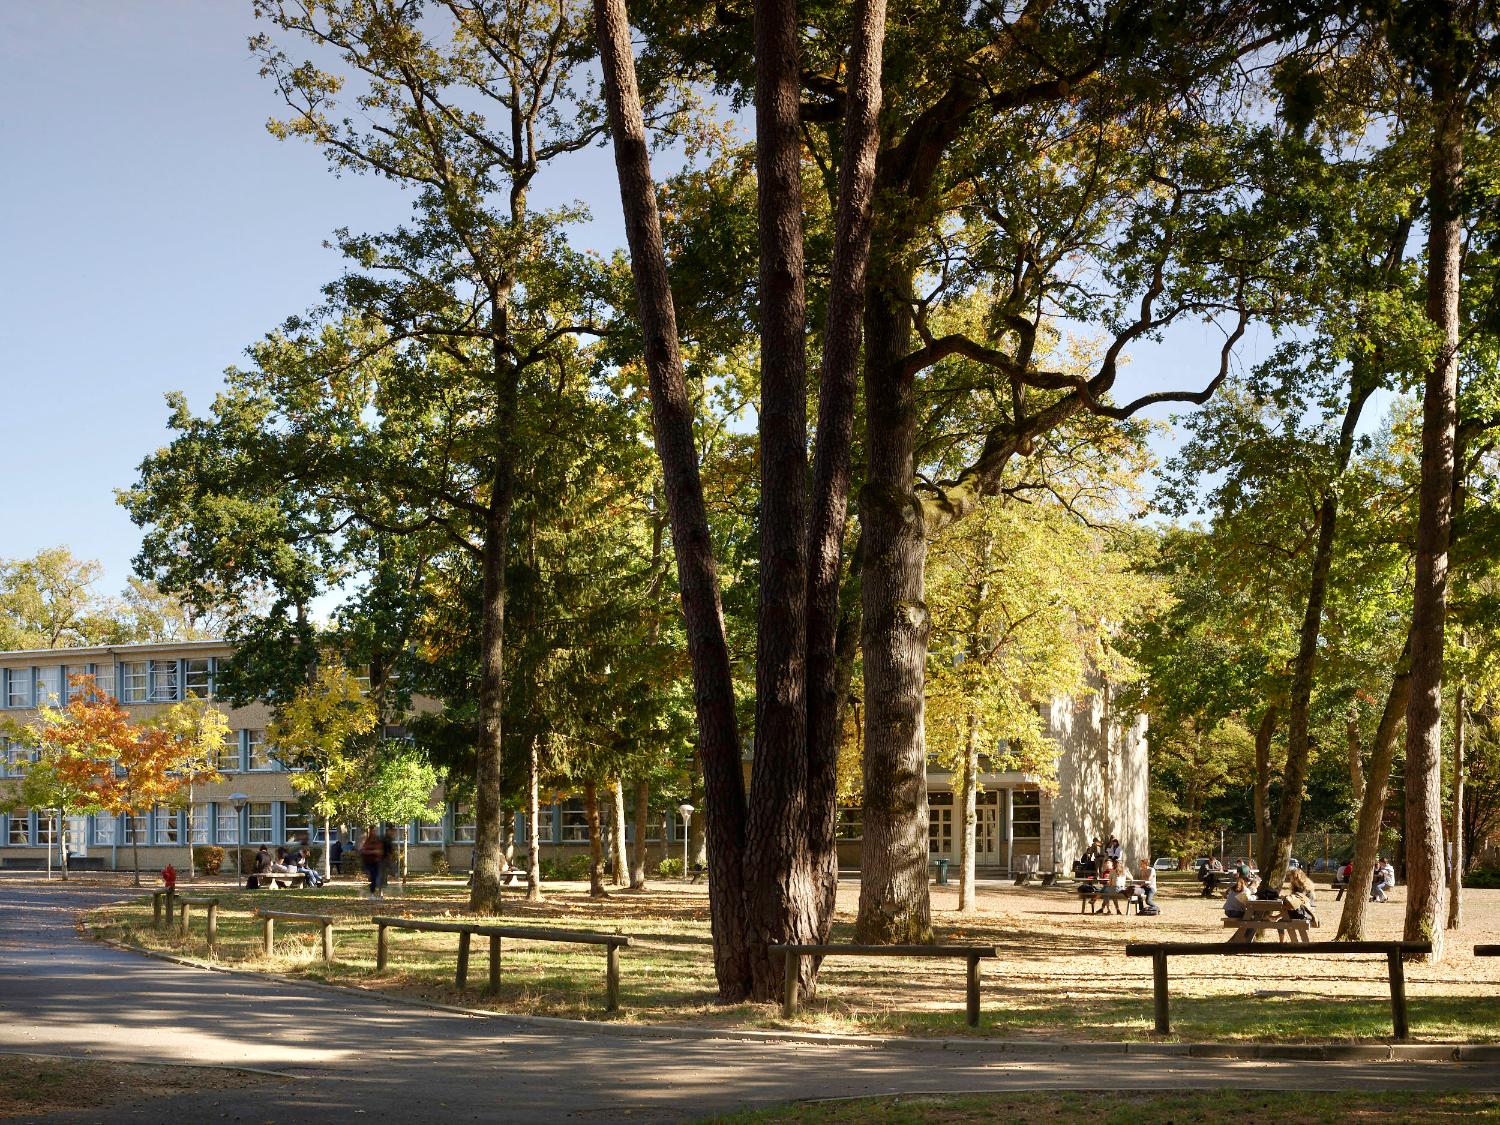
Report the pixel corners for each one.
[768,944,1000,1028]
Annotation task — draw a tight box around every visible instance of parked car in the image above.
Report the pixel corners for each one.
[1153,857,1179,870]
[1192,857,1211,872]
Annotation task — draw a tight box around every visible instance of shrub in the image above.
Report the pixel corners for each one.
[1466,866,1500,889]
[430,849,451,876]
[657,857,684,878]
[340,852,361,876]
[192,845,224,875]
[540,854,591,881]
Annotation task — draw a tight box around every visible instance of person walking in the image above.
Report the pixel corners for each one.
[380,826,399,894]
[359,827,384,899]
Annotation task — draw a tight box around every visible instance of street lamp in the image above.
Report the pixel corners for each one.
[677,803,694,878]
[229,793,249,881]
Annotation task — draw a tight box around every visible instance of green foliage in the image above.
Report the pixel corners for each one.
[656,857,685,878]
[541,855,592,881]
[430,850,451,876]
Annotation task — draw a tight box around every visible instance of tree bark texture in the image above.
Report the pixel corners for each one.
[957,714,980,913]
[856,285,933,944]
[742,0,821,1002]
[585,780,607,898]
[593,0,751,997]
[630,779,650,889]
[1265,387,1371,888]
[1336,644,1411,941]
[1404,86,1463,961]
[526,734,542,902]
[612,779,630,886]
[1448,676,1464,930]
[805,0,889,945]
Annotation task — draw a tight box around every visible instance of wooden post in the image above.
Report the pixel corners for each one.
[377,923,388,972]
[456,930,471,991]
[488,934,501,995]
[152,892,162,929]
[263,916,275,957]
[178,900,191,938]
[782,949,800,1019]
[321,920,334,964]
[966,952,981,1028]
[206,902,218,949]
[606,942,620,1012]
[1152,950,1170,1035]
[1388,948,1409,1039]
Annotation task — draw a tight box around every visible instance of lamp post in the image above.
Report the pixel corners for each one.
[229,793,249,881]
[677,802,694,878]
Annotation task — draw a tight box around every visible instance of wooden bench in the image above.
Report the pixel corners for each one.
[372,917,631,1011]
[1223,917,1313,943]
[1477,945,1500,957]
[250,872,310,890]
[256,909,335,962]
[1078,887,1140,915]
[176,896,220,946]
[769,943,999,1028]
[1126,940,1431,1038]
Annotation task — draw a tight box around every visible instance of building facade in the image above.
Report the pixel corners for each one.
[0,641,1147,877]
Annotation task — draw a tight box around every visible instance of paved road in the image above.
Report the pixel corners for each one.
[2,877,1497,1123]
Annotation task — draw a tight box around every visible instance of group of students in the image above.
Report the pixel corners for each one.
[1335,856,1398,902]
[1077,836,1160,913]
[249,838,324,888]
[1222,866,1319,923]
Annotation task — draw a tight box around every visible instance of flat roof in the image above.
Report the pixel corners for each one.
[0,639,231,663]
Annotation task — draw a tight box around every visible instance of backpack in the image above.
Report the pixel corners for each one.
[1139,904,1161,916]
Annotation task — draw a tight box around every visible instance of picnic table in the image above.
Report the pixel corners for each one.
[1077,885,1143,915]
[1224,896,1314,943]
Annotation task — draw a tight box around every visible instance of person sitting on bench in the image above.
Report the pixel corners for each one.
[1282,868,1317,923]
[1135,858,1159,911]
[1224,876,1250,920]
[1371,857,1396,902]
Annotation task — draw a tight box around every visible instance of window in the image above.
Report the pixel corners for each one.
[64,665,88,701]
[1012,789,1041,840]
[386,823,409,844]
[283,808,312,844]
[188,803,210,844]
[123,812,149,843]
[247,803,273,844]
[836,806,864,840]
[215,805,240,845]
[8,810,31,845]
[184,658,213,698]
[64,814,88,852]
[561,799,589,843]
[92,663,115,699]
[34,666,61,706]
[93,815,119,846]
[122,662,148,703]
[35,813,56,846]
[3,741,32,777]
[216,732,241,771]
[246,730,273,770]
[417,819,445,845]
[149,660,179,702]
[154,806,180,845]
[6,669,31,708]
[533,805,556,843]
[928,790,953,856]
[454,806,476,844]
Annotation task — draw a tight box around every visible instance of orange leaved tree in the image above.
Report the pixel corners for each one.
[42,676,220,885]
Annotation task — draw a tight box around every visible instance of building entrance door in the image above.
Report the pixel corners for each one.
[975,792,1000,864]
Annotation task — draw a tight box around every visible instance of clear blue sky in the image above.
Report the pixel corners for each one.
[0,2,1266,600]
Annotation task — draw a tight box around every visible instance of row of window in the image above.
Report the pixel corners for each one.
[2,658,217,709]
[1,728,279,778]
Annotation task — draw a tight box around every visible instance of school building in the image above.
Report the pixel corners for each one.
[0,641,1148,876]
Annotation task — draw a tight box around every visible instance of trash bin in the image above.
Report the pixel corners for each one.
[935,858,950,885]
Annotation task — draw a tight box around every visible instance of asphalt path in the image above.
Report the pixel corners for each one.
[1,876,1497,1123]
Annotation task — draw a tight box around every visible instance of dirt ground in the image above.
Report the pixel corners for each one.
[0,1054,279,1120]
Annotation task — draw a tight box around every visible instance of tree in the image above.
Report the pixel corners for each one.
[39,679,220,885]
[267,664,379,881]
[0,718,103,881]
[144,697,233,881]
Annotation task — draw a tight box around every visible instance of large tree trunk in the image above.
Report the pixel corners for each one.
[594,0,752,998]
[1404,84,1464,962]
[957,714,980,913]
[1253,707,1277,872]
[585,780,608,899]
[1448,674,1465,930]
[1336,644,1412,941]
[630,779,650,889]
[526,734,542,902]
[856,284,933,945]
[805,0,889,947]
[1265,388,1371,887]
[611,780,629,887]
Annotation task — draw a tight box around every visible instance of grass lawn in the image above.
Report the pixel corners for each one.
[82,876,1500,1043]
[0,1054,278,1119]
[697,1090,1500,1124]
